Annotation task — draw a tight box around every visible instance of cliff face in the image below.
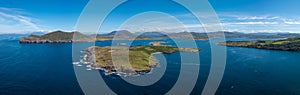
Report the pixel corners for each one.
[19,35,47,43]
[19,34,72,43]
[19,37,72,43]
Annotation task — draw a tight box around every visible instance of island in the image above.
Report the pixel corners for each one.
[19,31,92,43]
[81,46,200,75]
[219,37,300,51]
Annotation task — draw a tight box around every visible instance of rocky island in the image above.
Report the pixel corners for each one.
[81,46,199,75]
[220,37,300,51]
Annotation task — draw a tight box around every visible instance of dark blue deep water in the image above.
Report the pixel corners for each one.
[1,37,300,95]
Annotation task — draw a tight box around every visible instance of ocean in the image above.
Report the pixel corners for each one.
[0,37,300,95]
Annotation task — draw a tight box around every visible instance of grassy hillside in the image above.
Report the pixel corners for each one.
[220,37,300,51]
[84,46,199,74]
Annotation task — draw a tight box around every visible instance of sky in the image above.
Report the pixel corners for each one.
[1,0,300,34]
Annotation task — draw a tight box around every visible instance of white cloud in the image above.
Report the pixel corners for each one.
[0,7,41,34]
[226,21,279,25]
[237,16,280,20]
[184,24,202,28]
[284,21,300,24]
[107,12,300,33]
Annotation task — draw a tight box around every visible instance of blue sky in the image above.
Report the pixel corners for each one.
[1,0,300,34]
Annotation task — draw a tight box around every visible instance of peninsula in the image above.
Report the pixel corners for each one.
[82,46,199,75]
[220,37,300,51]
[19,30,92,43]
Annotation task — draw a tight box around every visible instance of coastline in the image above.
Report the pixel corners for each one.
[75,46,200,76]
[219,37,300,52]
[77,48,159,76]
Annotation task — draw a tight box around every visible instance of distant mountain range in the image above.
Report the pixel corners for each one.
[96,30,136,39]
[18,30,300,43]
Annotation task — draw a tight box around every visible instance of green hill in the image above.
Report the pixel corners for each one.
[83,46,199,74]
[19,30,91,43]
[220,37,300,51]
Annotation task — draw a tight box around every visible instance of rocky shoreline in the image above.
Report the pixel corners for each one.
[80,47,156,75]
[77,46,200,76]
[19,37,73,43]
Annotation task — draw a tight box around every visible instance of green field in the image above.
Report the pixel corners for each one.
[85,46,199,73]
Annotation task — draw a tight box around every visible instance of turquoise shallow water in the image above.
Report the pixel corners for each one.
[0,37,300,95]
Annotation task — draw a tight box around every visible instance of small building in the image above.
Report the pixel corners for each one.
[118,43,127,46]
[150,42,162,46]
